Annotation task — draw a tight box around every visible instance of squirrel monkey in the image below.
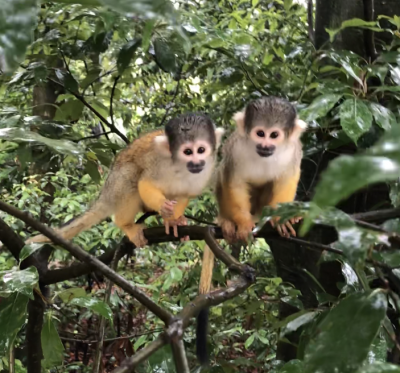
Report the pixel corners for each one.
[27,114,224,247]
[196,96,307,365]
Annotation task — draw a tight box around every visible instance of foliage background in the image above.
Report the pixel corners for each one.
[2,0,400,372]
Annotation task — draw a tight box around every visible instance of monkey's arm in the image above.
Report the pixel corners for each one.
[138,178,169,213]
[269,169,300,207]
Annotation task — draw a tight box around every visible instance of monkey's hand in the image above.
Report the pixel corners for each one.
[160,200,177,219]
[220,218,237,244]
[164,215,190,242]
[270,216,302,238]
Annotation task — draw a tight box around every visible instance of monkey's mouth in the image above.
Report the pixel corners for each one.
[256,148,274,157]
[187,161,205,173]
[187,166,204,174]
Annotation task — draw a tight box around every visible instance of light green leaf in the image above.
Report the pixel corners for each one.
[326,18,381,42]
[369,103,397,131]
[41,315,64,369]
[19,243,44,261]
[263,53,274,66]
[98,0,177,22]
[244,333,255,349]
[304,292,387,373]
[142,20,155,51]
[0,0,39,73]
[340,98,372,143]
[58,288,86,303]
[0,127,82,155]
[54,99,84,122]
[69,297,113,321]
[170,267,182,282]
[133,334,147,351]
[0,293,29,355]
[299,94,342,122]
[281,312,318,337]
[0,267,39,298]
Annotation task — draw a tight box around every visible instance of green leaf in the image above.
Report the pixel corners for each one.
[244,333,255,349]
[84,160,101,184]
[357,362,400,373]
[279,360,304,373]
[142,20,155,51]
[262,53,274,66]
[154,38,177,73]
[19,243,44,261]
[326,18,381,42]
[54,99,84,122]
[299,94,342,122]
[170,267,182,282]
[69,297,113,321]
[369,103,396,131]
[133,334,147,351]
[0,0,39,73]
[58,288,86,303]
[340,98,373,143]
[0,267,39,298]
[281,311,318,337]
[0,127,82,155]
[304,291,387,373]
[41,315,64,369]
[55,70,79,94]
[0,293,29,355]
[98,0,177,22]
[117,38,141,74]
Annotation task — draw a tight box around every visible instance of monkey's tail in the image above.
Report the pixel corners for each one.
[196,244,215,366]
[26,199,111,244]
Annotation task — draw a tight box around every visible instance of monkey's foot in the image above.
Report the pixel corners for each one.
[128,227,148,248]
[164,215,190,242]
[237,221,255,242]
[219,218,237,244]
[270,216,302,238]
[160,200,177,219]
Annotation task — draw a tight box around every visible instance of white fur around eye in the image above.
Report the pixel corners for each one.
[154,135,170,155]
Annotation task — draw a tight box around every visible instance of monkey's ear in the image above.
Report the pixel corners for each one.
[233,111,245,136]
[215,127,225,148]
[292,118,307,140]
[154,135,171,156]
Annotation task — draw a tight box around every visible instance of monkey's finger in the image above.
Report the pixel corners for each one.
[280,224,290,238]
[173,223,178,238]
[165,221,170,235]
[286,222,297,237]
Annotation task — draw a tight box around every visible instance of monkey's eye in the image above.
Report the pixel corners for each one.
[183,149,193,156]
[256,130,265,138]
[198,147,205,154]
[270,131,279,139]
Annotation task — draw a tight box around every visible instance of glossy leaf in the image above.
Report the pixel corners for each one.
[69,297,113,321]
[84,160,101,184]
[54,99,84,122]
[0,293,29,355]
[19,243,44,261]
[58,287,86,303]
[326,18,381,42]
[170,267,182,282]
[369,103,396,131]
[357,362,400,373]
[279,360,305,373]
[299,94,342,122]
[0,0,39,73]
[117,38,141,74]
[281,312,318,337]
[41,315,64,369]
[154,38,177,73]
[0,128,82,155]
[98,0,177,22]
[0,267,39,298]
[304,292,387,373]
[340,98,373,143]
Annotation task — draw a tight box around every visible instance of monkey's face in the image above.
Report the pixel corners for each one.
[249,125,286,158]
[178,139,213,173]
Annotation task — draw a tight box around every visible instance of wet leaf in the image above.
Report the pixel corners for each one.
[0,267,39,298]
[0,127,82,155]
[19,243,44,261]
[41,314,64,369]
[357,362,400,373]
[304,292,387,373]
[0,0,39,73]
[0,293,29,355]
[299,94,342,122]
[369,103,396,131]
[98,0,177,22]
[281,312,318,337]
[58,288,86,303]
[69,297,113,321]
[117,38,141,74]
[340,98,373,143]
[154,38,177,73]
[279,360,304,373]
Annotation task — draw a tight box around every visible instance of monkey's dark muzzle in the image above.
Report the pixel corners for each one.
[256,145,275,157]
[187,161,205,174]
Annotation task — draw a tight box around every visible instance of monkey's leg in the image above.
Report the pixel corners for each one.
[222,184,254,242]
[269,171,301,237]
[114,196,147,247]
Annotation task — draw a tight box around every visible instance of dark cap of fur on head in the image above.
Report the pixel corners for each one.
[244,96,297,135]
[165,113,217,151]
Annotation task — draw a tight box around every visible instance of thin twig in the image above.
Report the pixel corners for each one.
[159,79,180,128]
[110,76,120,129]
[75,131,114,142]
